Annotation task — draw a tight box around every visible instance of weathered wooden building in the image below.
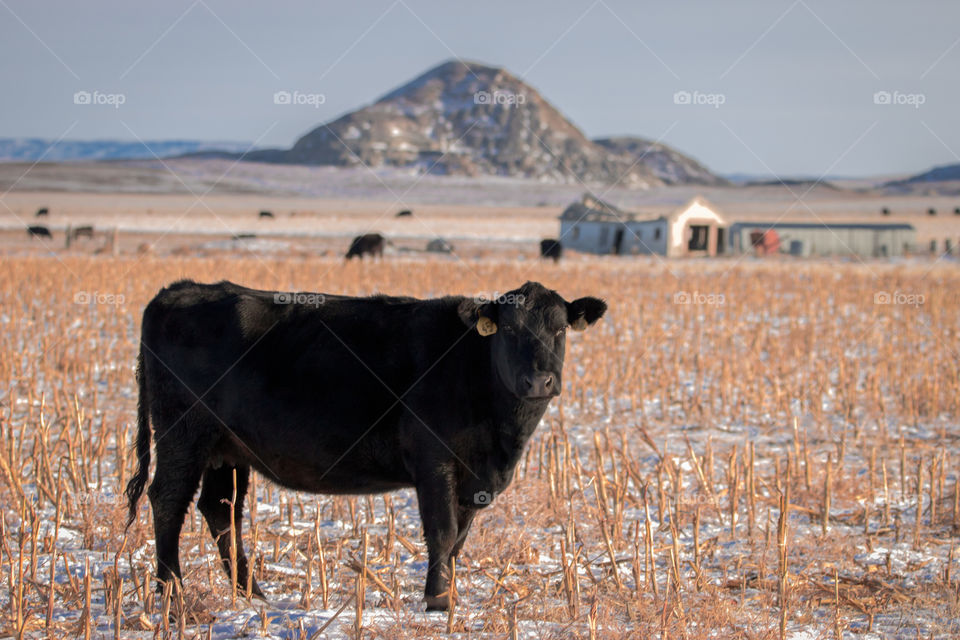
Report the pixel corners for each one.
[559,195,727,257]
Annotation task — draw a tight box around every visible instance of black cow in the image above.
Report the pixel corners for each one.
[126,280,606,611]
[345,233,386,259]
[540,238,563,262]
[396,209,413,218]
[259,210,274,219]
[36,207,49,217]
[27,225,52,239]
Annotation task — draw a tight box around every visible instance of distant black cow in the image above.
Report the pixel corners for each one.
[126,280,606,610]
[345,233,386,259]
[540,238,563,262]
[70,225,94,240]
[36,207,49,217]
[27,225,52,239]
[232,233,257,240]
[396,209,413,218]
[259,210,274,219]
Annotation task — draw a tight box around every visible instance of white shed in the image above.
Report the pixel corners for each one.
[559,195,727,257]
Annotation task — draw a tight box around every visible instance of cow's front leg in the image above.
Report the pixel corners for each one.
[415,467,458,611]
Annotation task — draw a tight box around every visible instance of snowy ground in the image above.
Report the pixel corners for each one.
[0,242,959,638]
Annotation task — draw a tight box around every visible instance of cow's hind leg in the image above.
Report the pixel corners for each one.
[450,506,476,559]
[147,444,205,590]
[197,464,264,598]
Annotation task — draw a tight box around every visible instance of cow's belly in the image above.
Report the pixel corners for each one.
[216,422,413,496]
[255,456,413,495]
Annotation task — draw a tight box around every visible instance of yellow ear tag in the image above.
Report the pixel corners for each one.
[570,317,588,331]
[477,316,498,336]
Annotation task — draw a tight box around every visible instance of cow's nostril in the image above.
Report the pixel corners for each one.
[522,373,556,397]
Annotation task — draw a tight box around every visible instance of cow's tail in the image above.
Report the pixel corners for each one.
[125,347,151,529]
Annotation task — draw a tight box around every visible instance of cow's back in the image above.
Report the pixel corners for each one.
[139,280,483,492]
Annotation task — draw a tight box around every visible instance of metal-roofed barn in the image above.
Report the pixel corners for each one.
[726,222,915,257]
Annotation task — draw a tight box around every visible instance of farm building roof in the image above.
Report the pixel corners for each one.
[559,195,638,222]
[560,194,722,224]
[729,221,915,231]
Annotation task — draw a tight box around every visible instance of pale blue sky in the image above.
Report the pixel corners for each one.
[1,0,957,176]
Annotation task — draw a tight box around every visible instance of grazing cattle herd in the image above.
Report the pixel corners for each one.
[20,207,571,263]
[25,224,102,244]
[126,279,606,610]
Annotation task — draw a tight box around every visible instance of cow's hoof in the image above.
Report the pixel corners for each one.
[247,580,267,602]
[424,594,449,611]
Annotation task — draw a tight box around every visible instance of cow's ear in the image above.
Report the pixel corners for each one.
[457,299,499,336]
[567,297,607,331]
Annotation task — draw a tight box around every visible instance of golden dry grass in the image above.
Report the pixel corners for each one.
[0,253,959,638]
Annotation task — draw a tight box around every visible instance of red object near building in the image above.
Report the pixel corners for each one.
[749,229,780,256]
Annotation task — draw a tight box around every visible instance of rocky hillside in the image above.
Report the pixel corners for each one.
[270,60,720,187]
[592,136,726,186]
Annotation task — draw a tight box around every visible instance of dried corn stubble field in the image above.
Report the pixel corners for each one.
[1,254,959,639]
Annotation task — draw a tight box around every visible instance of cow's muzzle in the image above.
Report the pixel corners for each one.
[520,372,558,398]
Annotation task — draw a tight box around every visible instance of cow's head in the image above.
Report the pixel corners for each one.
[459,282,606,399]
